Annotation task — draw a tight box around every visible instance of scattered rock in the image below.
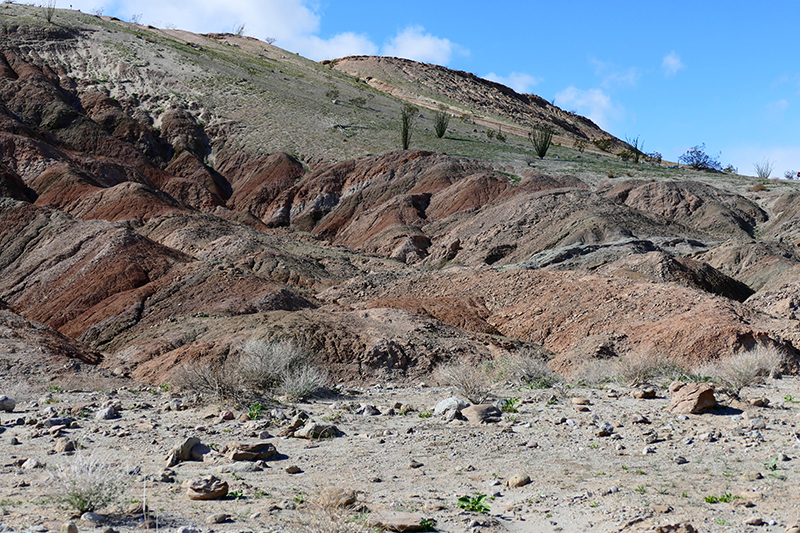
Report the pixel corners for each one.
[461,404,502,424]
[631,386,657,399]
[60,521,78,533]
[571,397,591,405]
[54,437,77,453]
[184,475,229,500]
[597,422,615,437]
[285,465,302,474]
[0,395,16,412]
[408,459,423,469]
[221,441,277,461]
[294,422,340,439]
[219,410,235,420]
[80,512,104,524]
[206,513,230,524]
[95,407,118,420]
[654,524,697,533]
[434,397,469,416]
[667,383,716,414]
[673,456,688,465]
[744,517,764,526]
[631,413,650,424]
[507,473,531,487]
[165,437,201,467]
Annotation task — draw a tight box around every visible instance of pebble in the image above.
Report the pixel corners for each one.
[207,513,230,524]
[60,523,78,533]
[507,473,531,487]
[285,465,302,474]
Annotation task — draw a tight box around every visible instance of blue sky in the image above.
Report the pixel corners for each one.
[60,0,800,178]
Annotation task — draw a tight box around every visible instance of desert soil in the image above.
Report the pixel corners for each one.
[1,378,799,533]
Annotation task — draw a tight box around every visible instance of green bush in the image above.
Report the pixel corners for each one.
[529,126,553,159]
[433,105,450,138]
[400,104,418,150]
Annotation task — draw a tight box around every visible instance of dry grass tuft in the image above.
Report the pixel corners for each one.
[178,338,328,404]
[700,345,785,391]
[436,359,493,404]
[504,349,560,388]
[51,452,128,514]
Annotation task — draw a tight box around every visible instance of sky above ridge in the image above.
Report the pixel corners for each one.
[58,0,800,178]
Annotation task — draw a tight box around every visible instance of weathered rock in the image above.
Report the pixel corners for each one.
[0,395,16,412]
[507,473,531,488]
[434,397,473,416]
[54,437,77,453]
[206,513,230,524]
[285,465,302,474]
[184,475,228,500]
[597,422,615,437]
[95,407,118,420]
[294,422,340,439]
[461,404,502,424]
[60,521,78,533]
[571,397,591,405]
[166,437,201,466]
[667,383,716,414]
[221,442,277,461]
[631,386,657,399]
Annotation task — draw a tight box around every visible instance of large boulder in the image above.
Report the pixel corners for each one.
[667,382,717,414]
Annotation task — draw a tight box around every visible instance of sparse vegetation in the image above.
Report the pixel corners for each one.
[178,339,328,403]
[753,158,774,179]
[41,0,55,23]
[436,359,492,404]
[529,125,554,159]
[505,350,560,389]
[457,493,491,514]
[433,104,450,138]
[702,345,784,392]
[679,143,722,171]
[400,103,418,150]
[625,135,643,164]
[51,452,127,514]
[233,23,246,36]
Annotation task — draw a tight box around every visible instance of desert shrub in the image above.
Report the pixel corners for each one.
[784,170,797,180]
[399,103,418,150]
[436,359,492,403]
[292,486,371,533]
[753,158,774,179]
[614,351,675,387]
[571,359,617,387]
[678,143,722,171]
[42,0,56,23]
[179,339,327,403]
[486,129,495,139]
[753,184,766,192]
[505,350,560,388]
[279,365,330,401]
[573,138,587,152]
[704,346,785,391]
[646,151,662,164]
[433,105,450,138]
[496,130,506,142]
[625,135,643,164]
[593,138,615,152]
[529,126,553,159]
[51,452,127,514]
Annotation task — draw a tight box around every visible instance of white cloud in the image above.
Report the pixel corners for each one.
[765,99,789,121]
[381,25,465,65]
[483,72,541,94]
[662,51,685,77]
[591,58,639,89]
[555,86,623,130]
[67,0,377,61]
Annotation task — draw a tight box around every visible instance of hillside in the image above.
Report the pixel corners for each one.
[1,1,800,388]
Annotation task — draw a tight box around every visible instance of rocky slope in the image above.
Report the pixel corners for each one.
[1,1,800,392]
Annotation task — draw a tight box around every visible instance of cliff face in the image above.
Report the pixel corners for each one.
[1,4,799,386]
